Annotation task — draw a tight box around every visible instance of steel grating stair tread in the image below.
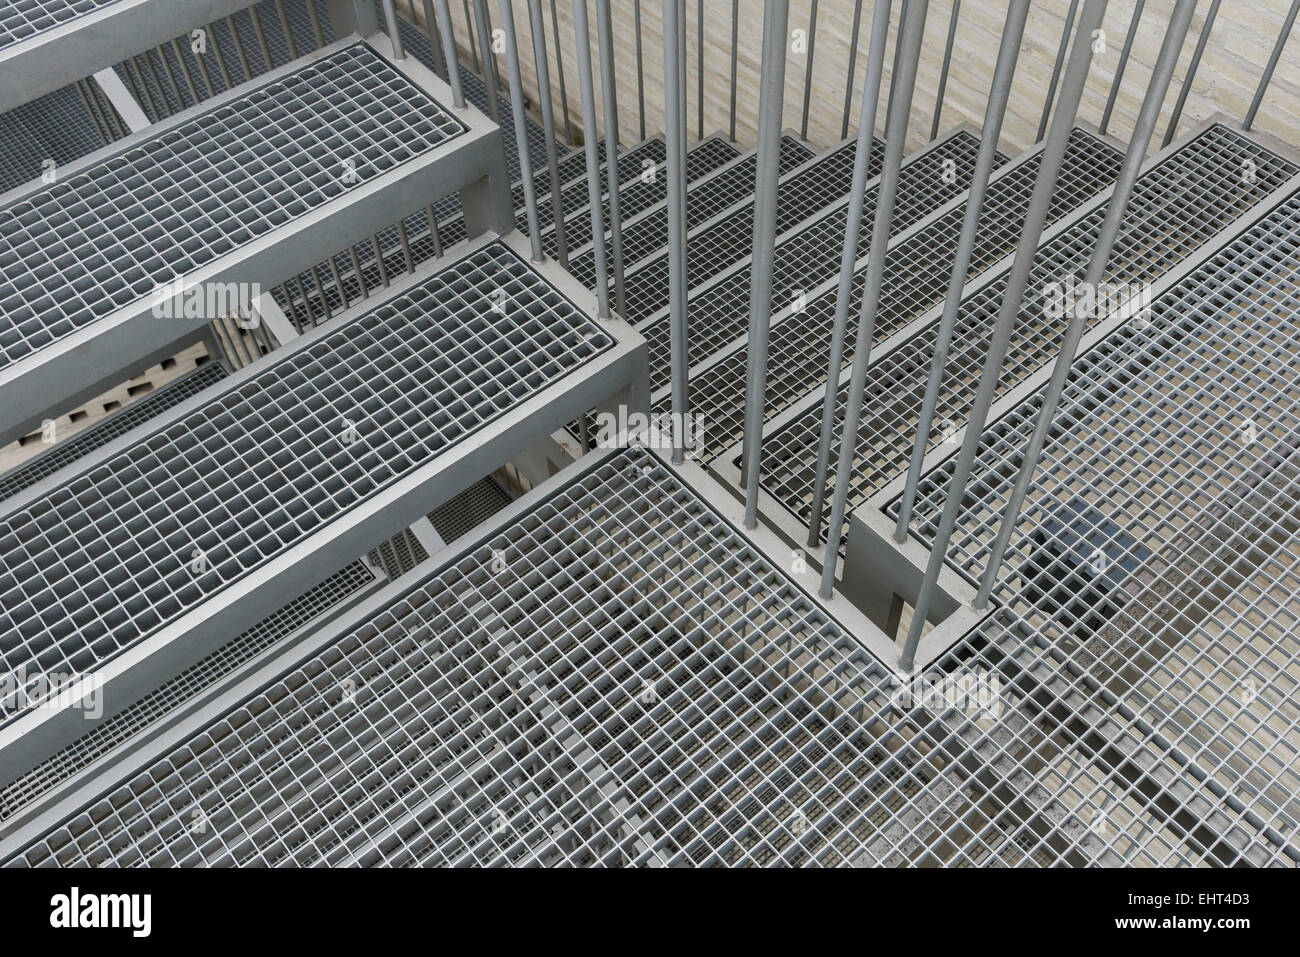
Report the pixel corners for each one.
[635,127,1009,397]
[0,361,228,503]
[0,236,642,778]
[427,476,513,544]
[565,133,817,292]
[8,440,1284,867]
[539,134,743,260]
[275,132,738,330]
[665,127,1125,462]
[750,122,1299,546]
[0,39,500,444]
[882,195,1300,860]
[0,0,264,114]
[0,81,122,193]
[2,444,919,867]
[615,135,877,323]
[0,558,381,826]
[111,0,337,125]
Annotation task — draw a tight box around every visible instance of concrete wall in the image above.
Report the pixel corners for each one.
[434,0,1300,158]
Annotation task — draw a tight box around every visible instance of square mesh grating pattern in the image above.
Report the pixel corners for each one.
[0,361,228,502]
[0,43,465,371]
[619,137,877,323]
[660,129,1124,462]
[638,129,1006,395]
[0,81,120,193]
[0,0,121,49]
[6,445,901,867]
[757,124,1298,545]
[0,242,612,719]
[0,560,377,823]
[565,134,816,291]
[427,476,513,543]
[13,446,1284,867]
[883,194,1300,862]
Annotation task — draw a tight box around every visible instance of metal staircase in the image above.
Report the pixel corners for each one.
[0,0,1297,871]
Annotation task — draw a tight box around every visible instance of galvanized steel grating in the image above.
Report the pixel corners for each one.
[0,559,377,824]
[13,444,1282,868]
[0,361,228,503]
[0,43,465,371]
[638,129,1006,395]
[619,137,876,323]
[7,445,922,868]
[757,124,1298,546]
[115,0,336,124]
[0,241,612,717]
[885,194,1300,861]
[368,527,429,580]
[393,13,557,189]
[427,476,513,543]
[565,134,816,291]
[0,0,121,50]
[0,82,121,193]
[541,135,743,260]
[666,128,1123,462]
[530,139,666,240]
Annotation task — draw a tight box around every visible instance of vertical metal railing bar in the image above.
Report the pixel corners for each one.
[498,0,544,261]
[898,0,1109,669]
[1161,0,1220,147]
[931,0,960,140]
[275,0,300,60]
[425,204,444,258]
[893,0,1030,542]
[729,0,740,141]
[1038,0,1078,142]
[247,8,273,74]
[575,0,612,319]
[804,0,894,548]
[192,36,217,98]
[665,0,688,463]
[209,29,235,90]
[697,0,705,140]
[349,247,369,300]
[76,78,110,144]
[1098,0,1144,135]
[472,0,501,122]
[434,0,467,107]
[419,0,449,80]
[818,0,930,593]
[464,0,481,71]
[307,0,326,48]
[117,58,148,117]
[974,0,1197,609]
[741,0,793,527]
[550,0,574,144]
[801,0,820,141]
[528,0,569,265]
[634,0,647,140]
[597,0,628,313]
[139,54,170,116]
[381,0,406,58]
[1243,0,1300,131]
[842,0,865,140]
[226,14,252,81]
[883,0,910,139]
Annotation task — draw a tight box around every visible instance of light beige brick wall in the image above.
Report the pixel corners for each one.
[430,0,1300,158]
